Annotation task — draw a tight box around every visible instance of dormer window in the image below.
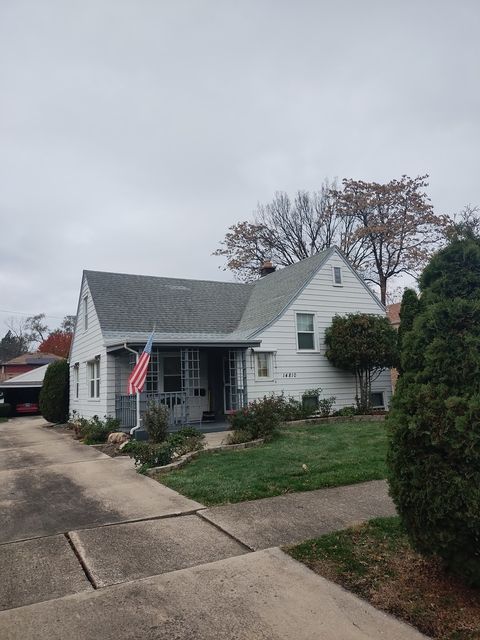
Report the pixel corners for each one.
[333,266,343,286]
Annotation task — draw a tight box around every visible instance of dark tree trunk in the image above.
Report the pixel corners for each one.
[379,277,387,306]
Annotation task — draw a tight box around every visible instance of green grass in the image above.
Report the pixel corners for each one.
[159,420,388,505]
[288,517,404,582]
[286,518,480,640]
[0,417,7,423]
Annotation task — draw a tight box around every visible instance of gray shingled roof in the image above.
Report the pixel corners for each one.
[236,249,332,335]
[85,248,333,344]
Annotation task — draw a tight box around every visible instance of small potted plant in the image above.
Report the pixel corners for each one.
[302,388,321,413]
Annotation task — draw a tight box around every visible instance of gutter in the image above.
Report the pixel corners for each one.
[123,343,141,437]
[106,339,261,353]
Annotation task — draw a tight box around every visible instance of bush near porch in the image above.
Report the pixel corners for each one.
[158,420,388,505]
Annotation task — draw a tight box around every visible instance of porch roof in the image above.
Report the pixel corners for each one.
[105,331,260,352]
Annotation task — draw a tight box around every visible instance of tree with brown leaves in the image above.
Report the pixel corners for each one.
[330,175,448,304]
[214,176,447,304]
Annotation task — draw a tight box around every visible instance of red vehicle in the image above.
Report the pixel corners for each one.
[15,402,39,415]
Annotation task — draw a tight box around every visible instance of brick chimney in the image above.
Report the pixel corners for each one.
[260,259,276,278]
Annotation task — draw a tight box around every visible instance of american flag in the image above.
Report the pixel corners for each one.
[127,331,155,395]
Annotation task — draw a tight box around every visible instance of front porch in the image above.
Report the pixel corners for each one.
[113,346,248,431]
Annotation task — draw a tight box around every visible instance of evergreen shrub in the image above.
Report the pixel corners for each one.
[39,359,69,423]
[388,237,480,586]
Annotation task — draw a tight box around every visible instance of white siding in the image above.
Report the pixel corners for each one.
[69,278,109,419]
[247,250,392,409]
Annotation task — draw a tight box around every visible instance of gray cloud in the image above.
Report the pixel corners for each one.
[1,0,479,331]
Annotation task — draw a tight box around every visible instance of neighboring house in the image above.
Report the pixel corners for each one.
[0,352,61,382]
[0,364,49,413]
[387,302,401,389]
[69,247,392,430]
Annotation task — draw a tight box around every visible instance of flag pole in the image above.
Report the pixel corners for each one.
[126,327,155,437]
[135,351,141,432]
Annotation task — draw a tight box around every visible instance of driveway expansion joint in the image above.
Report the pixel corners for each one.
[0,510,205,548]
[64,533,97,590]
[196,510,255,552]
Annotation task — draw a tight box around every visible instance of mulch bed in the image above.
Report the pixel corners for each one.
[286,517,480,640]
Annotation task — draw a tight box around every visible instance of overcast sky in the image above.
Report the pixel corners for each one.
[1,0,479,333]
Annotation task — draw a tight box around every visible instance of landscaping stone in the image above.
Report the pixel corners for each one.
[107,432,130,444]
[146,438,264,476]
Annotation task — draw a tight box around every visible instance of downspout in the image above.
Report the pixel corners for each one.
[123,343,141,436]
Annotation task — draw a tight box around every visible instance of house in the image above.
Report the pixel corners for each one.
[69,247,392,430]
[0,364,49,414]
[0,352,61,382]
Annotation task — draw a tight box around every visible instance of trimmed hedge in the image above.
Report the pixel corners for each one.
[39,359,69,423]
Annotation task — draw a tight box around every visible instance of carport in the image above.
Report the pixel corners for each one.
[0,364,49,414]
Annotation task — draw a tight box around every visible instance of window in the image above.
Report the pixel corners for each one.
[88,358,100,398]
[255,352,273,380]
[73,363,79,399]
[146,350,158,393]
[333,266,343,286]
[296,313,316,350]
[370,391,385,408]
[163,355,182,392]
[83,296,88,331]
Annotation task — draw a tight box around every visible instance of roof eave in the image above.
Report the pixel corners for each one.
[0,382,43,388]
[106,339,260,353]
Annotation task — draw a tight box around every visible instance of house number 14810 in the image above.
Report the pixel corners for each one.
[282,372,297,378]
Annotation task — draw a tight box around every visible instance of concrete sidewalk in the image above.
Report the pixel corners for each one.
[0,547,426,640]
[0,417,424,639]
[200,479,396,550]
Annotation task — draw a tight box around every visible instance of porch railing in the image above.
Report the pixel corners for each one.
[115,391,187,429]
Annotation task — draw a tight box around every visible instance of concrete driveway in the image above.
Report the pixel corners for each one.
[0,417,426,639]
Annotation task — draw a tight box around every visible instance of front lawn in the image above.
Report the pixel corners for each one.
[286,518,480,640]
[158,420,387,505]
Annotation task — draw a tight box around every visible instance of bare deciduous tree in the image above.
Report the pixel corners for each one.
[445,204,480,241]
[214,175,448,304]
[213,181,371,281]
[6,313,75,351]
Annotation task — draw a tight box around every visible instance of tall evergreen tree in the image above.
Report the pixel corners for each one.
[388,236,480,586]
[39,360,69,423]
[0,330,27,362]
[396,288,420,373]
